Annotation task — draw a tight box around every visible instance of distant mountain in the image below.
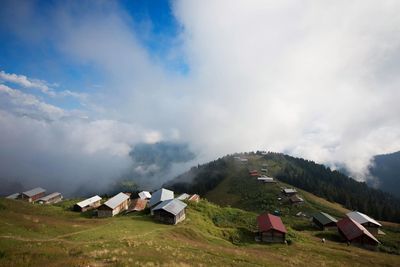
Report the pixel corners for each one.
[369,151,400,198]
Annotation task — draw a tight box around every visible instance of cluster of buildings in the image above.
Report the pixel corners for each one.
[73,188,200,225]
[257,210,382,249]
[6,187,63,204]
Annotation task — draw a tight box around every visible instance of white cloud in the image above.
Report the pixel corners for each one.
[0,70,54,95]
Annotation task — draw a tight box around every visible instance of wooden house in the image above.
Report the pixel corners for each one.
[74,195,102,212]
[138,191,152,200]
[188,194,200,202]
[177,193,190,201]
[282,188,297,196]
[149,188,174,210]
[37,192,63,204]
[289,194,304,204]
[6,193,20,200]
[312,212,337,230]
[346,211,382,236]
[127,198,148,213]
[337,217,380,248]
[97,192,130,217]
[257,213,287,243]
[19,187,46,203]
[257,176,275,183]
[152,199,187,225]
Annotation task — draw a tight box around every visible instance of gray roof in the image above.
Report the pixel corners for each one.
[152,198,187,216]
[38,192,62,202]
[346,211,382,227]
[6,193,20,199]
[283,188,297,194]
[313,212,337,225]
[177,193,190,200]
[103,192,130,209]
[149,188,174,207]
[138,191,152,199]
[23,187,46,197]
[76,195,102,208]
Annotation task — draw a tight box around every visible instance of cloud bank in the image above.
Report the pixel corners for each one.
[1,0,400,195]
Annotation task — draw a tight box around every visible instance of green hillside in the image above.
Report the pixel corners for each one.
[0,197,400,266]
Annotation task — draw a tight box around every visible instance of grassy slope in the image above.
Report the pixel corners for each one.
[0,196,399,266]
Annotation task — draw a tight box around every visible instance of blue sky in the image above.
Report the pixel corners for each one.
[1,0,400,194]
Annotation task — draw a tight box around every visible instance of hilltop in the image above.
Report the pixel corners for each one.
[166,151,400,222]
[369,151,400,198]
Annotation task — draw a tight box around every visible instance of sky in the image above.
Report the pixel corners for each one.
[1,0,400,195]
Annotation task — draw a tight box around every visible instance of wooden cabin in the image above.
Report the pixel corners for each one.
[312,212,337,230]
[97,192,130,217]
[74,195,102,212]
[289,194,304,205]
[177,193,190,201]
[138,191,152,200]
[37,192,63,204]
[346,211,382,236]
[257,213,287,243]
[337,217,380,248]
[152,199,187,225]
[127,198,148,213]
[6,193,20,200]
[149,188,174,210]
[282,188,297,196]
[188,194,200,202]
[19,187,46,203]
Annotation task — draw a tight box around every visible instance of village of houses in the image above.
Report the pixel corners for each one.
[4,159,384,251]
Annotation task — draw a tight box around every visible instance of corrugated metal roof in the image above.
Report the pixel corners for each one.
[346,211,382,227]
[177,193,190,200]
[313,212,337,225]
[152,198,187,216]
[257,213,287,233]
[188,194,200,202]
[337,217,379,244]
[23,187,46,197]
[104,192,130,209]
[149,188,174,207]
[138,191,151,199]
[290,195,304,203]
[76,195,102,208]
[6,193,20,199]
[283,188,297,194]
[38,192,62,202]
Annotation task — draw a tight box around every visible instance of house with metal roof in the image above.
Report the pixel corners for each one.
[312,212,337,230]
[257,213,287,243]
[74,195,102,212]
[282,188,297,196]
[20,187,46,203]
[346,211,382,236]
[149,188,174,209]
[188,194,200,202]
[37,192,63,204]
[127,198,148,213]
[337,217,380,248]
[257,176,275,183]
[6,193,20,200]
[177,193,190,201]
[152,198,187,225]
[138,191,152,200]
[97,192,130,217]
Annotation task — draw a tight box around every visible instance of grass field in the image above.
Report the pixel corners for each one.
[0,197,399,267]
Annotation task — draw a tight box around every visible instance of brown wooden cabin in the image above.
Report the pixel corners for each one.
[257,213,287,243]
[152,199,187,225]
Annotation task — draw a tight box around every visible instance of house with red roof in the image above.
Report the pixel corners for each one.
[257,213,287,243]
[337,217,380,248]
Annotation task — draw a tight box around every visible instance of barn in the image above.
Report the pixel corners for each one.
[149,188,174,209]
[152,198,187,225]
[19,187,46,203]
[337,217,380,248]
[97,192,130,217]
[37,192,63,204]
[74,195,102,212]
[312,212,337,230]
[257,213,287,243]
[346,211,382,236]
